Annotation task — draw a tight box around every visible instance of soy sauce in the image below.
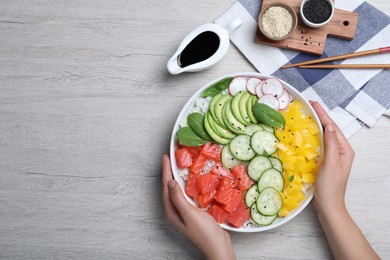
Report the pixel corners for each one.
[178,31,220,68]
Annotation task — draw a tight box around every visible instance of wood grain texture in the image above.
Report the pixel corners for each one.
[255,0,359,55]
[0,0,389,259]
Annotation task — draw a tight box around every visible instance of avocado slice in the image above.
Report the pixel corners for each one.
[231,91,248,125]
[207,112,236,139]
[239,91,251,125]
[223,99,246,135]
[247,95,258,123]
[209,93,222,122]
[204,112,230,145]
[214,94,230,128]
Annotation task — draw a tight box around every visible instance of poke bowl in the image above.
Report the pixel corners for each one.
[170,72,324,232]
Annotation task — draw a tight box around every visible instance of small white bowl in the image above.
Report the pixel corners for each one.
[300,0,334,28]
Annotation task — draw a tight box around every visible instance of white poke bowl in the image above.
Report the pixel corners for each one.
[169,72,324,232]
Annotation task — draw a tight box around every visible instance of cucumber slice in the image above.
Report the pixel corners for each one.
[247,155,272,181]
[221,144,241,169]
[245,184,259,207]
[259,123,274,134]
[229,135,256,161]
[269,157,283,173]
[250,203,277,226]
[251,130,278,155]
[256,187,283,216]
[245,124,264,136]
[257,168,284,193]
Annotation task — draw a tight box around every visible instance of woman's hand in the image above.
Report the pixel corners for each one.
[310,101,379,260]
[162,154,236,260]
[310,101,355,213]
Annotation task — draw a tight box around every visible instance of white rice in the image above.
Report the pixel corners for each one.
[179,96,212,128]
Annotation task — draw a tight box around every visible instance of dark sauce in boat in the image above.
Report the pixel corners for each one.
[178,31,220,68]
[303,0,332,24]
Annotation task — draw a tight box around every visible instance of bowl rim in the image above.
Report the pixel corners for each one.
[300,0,335,28]
[169,72,324,233]
[258,3,298,41]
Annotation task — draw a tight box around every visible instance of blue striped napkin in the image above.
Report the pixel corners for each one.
[215,0,390,138]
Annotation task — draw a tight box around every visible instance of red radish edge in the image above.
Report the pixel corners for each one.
[246,77,262,95]
[228,77,247,96]
[262,78,284,98]
[278,89,290,110]
[256,81,264,98]
[258,95,280,110]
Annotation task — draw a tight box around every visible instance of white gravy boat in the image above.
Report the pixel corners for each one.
[167,18,242,75]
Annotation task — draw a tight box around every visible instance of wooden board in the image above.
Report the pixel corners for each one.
[254,0,359,55]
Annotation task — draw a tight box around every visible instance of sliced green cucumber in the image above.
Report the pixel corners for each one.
[259,123,274,134]
[257,168,284,193]
[269,157,283,173]
[245,124,264,136]
[250,203,277,226]
[245,184,260,207]
[256,187,283,216]
[247,155,272,181]
[251,130,278,155]
[229,135,256,161]
[221,144,241,169]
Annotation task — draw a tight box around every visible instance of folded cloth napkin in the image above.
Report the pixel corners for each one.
[215,0,390,138]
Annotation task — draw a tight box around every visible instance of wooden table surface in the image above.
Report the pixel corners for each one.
[1,0,389,259]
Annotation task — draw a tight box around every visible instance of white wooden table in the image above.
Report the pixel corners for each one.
[0,1,389,259]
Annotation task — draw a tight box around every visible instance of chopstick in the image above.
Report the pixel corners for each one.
[299,64,390,69]
[282,46,390,69]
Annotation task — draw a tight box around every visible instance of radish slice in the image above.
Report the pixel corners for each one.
[256,82,264,98]
[246,77,262,95]
[278,89,290,110]
[258,95,280,111]
[289,94,294,103]
[262,78,284,98]
[229,77,247,96]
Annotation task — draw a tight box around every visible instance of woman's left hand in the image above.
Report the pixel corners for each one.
[162,154,236,260]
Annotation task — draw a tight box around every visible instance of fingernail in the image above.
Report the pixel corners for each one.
[326,124,335,132]
[168,179,176,189]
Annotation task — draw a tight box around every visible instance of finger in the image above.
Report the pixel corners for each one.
[310,101,354,167]
[162,154,173,208]
[310,101,349,144]
[162,154,185,230]
[168,179,193,222]
[322,123,340,164]
[162,153,173,188]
